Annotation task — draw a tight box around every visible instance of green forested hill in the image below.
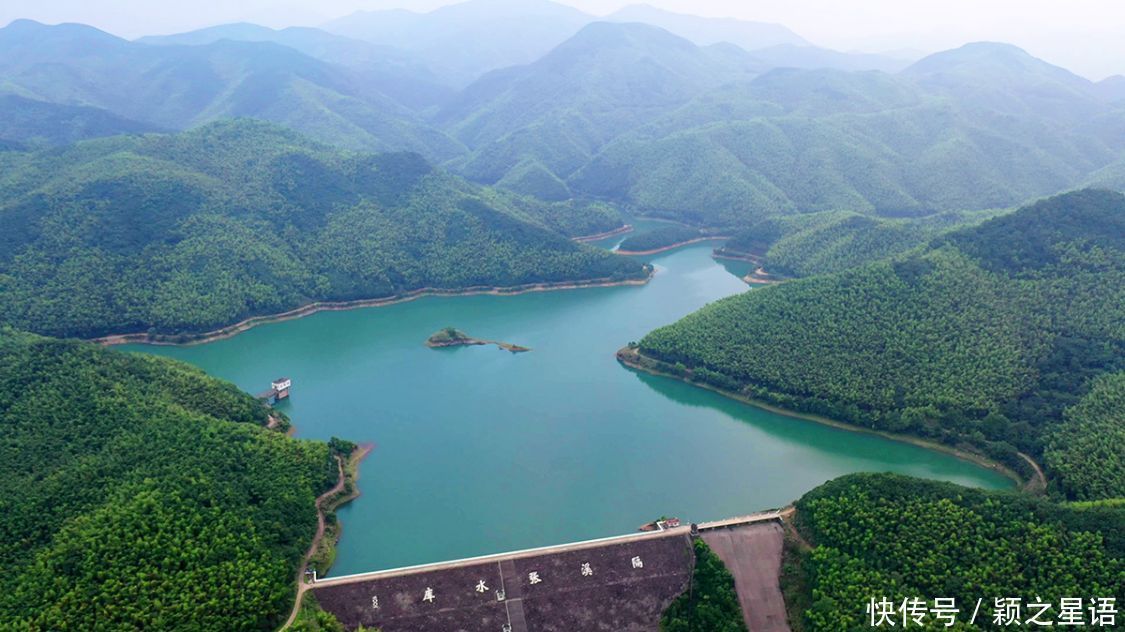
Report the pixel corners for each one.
[5,18,1122,225]
[0,120,645,339]
[618,225,703,253]
[1084,157,1125,191]
[1043,372,1125,502]
[572,89,1119,227]
[435,21,761,198]
[722,208,1004,277]
[790,473,1124,631]
[135,23,454,111]
[0,94,161,148]
[0,329,339,629]
[637,190,1125,496]
[558,44,1122,227]
[901,42,1106,123]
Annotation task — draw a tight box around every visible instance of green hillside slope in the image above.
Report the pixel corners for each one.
[1043,372,1125,501]
[562,43,1121,227]
[573,77,1119,226]
[1084,157,1125,191]
[789,473,1124,631]
[0,330,339,629]
[137,23,453,110]
[0,120,646,339]
[437,21,760,187]
[0,94,161,147]
[635,190,1125,495]
[721,208,1004,277]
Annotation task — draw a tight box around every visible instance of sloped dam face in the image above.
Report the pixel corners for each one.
[126,242,1012,575]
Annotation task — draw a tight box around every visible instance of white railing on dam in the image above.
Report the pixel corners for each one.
[314,525,693,588]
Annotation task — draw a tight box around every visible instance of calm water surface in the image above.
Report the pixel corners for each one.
[126,239,1012,575]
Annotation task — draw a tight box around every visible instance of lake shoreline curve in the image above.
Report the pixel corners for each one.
[283,442,372,631]
[93,270,654,347]
[616,236,731,256]
[572,224,634,242]
[615,346,1035,490]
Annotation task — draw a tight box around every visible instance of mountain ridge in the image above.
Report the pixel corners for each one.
[0,19,464,159]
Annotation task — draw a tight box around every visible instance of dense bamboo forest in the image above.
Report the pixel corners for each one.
[722,208,1003,277]
[0,120,644,340]
[660,539,747,632]
[618,225,704,252]
[0,329,341,629]
[790,474,1124,631]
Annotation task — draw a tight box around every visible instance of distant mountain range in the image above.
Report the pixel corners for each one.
[322,0,592,86]
[0,19,464,160]
[0,94,162,148]
[137,22,454,109]
[1097,75,1125,102]
[604,4,807,49]
[457,33,1124,224]
[436,21,763,189]
[1,0,1122,227]
[320,0,832,85]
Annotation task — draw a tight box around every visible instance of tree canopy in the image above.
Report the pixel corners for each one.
[0,329,339,629]
[792,473,1124,631]
[0,120,645,339]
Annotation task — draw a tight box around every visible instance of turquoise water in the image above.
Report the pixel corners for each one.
[125,241,1012,575]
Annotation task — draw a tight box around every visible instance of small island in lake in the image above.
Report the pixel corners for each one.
[426,327,531,353]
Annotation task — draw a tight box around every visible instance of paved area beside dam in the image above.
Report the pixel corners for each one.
[700,519,789,632]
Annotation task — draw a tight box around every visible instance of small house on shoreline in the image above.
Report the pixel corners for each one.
[257,377,291,405]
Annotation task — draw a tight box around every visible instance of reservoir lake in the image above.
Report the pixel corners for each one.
[126,237,1012,575]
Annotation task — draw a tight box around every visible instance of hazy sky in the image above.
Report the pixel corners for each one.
[3,0,1122,80]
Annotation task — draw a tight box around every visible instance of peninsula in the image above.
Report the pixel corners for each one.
[426,328,531,353]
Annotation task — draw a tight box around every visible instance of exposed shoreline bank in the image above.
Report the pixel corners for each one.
[709,249,787,284]
[616,236,731,256]
[711,248,764,264]
[572,224,634,242]
[616,347,1034,490]
[94,272,654,347]
[743,267,787,285]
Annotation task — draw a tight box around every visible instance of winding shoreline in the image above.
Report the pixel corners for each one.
[282,444,373,631]
[615,347,1036,490]
[94,272,653,347]
[616,236,732,256]
[709,248,786,284]
[572,224,634,242]
[743,267,787,285]
[711,248,765,264]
